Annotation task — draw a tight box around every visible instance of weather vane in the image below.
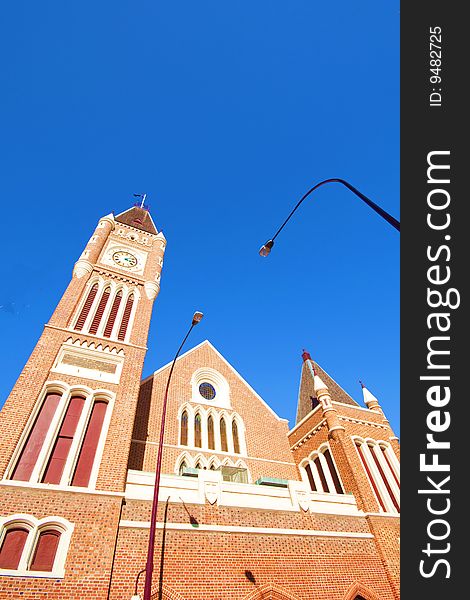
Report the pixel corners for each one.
[133,193,149,211]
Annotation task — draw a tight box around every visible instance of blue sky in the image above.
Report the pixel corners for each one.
[0,1,399,434]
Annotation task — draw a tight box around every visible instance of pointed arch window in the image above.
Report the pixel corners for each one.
[180,411,188,446]
[89,287,111,334]
[207,415,215,450]
[232,420,240,454]
[103,290,122,337]
[301,444,344,495]
[194,414,202,448]
[355,439,400,513]
[179,461,187,476]
[220,418,228,452]
[74,283,98,331]
[118,293,134,341]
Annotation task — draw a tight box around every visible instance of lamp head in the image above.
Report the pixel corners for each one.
[192,311,204,325]
[259,239,274,257]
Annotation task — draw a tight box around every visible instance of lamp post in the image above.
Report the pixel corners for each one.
[142,311,204,600]
[259,178,399,257]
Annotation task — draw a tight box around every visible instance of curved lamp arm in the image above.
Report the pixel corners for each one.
[260,178,399,256]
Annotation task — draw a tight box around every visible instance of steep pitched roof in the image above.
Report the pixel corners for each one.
[295,355,359,424]
[115,206,158,235]
[145,339,287,423]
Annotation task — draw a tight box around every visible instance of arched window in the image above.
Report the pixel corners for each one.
[74,283,98,331]
[301,444,344,495]
[29,530,60,571]
[89,287,111,334]
[207,415,215,450]
[304,463,316,491]
[71,400,108,487]
[209,464,216,470]
[194,414,202,448]
[0,516,73,578]
[0,528,29,569]
[232,420,240,454]
[118,293,134,341]
[10,387,111,489]
[12,392,62,482]
[180,411,188,446]
[195,461,202,470]
[42,395,86,484]
[179,461,187,476]
[355,439,400,513]
[103,290,122,337]
[220,418,228,452]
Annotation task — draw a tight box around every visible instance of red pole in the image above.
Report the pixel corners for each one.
[142,314,202,600]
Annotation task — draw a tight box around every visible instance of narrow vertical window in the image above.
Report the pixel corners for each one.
[103,290,122,337]
[12,393,62,481]
[220,418,228,452]
[356,442,386,512]
[323,448,344,494]
[89,287,111,335]
[42,396,85,484]
[369,444,400,512]
[207,415,215,449]
[381,446,400,487]
[304,463,316,491]
[180,411,188,446]
[232,420,240,454]
[179,461,187,475]
[71,400,107,487]
[314,456,328,492]
[194,414,202,448]
[0,528,29,569]
[74,283,98,331]
[118,294,134,341]
[29,530,60,572]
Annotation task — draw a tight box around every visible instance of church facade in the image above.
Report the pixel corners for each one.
[0,206,400,599]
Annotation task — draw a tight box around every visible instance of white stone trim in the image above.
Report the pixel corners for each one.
[0,514,74,579]
[119,520,372,539]
[299,442,344,494]
[0,480,124,497]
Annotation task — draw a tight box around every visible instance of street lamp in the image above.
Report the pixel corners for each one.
[259,178,400,257]
[142,311,204,600]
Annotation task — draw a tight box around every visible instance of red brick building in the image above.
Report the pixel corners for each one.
[0,206,400,599]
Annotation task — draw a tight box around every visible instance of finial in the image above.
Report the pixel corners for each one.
[359,380,365,389]
[302,349,312,362]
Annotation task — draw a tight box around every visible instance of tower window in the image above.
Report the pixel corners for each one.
[300,443,344,495]
[89,287,111,335]
[355,439,400,513]
[220,418,228,452]
[207,415,215,450]
[117,293,134,341]
[232,420,240,454]
[9,387,112,490]
[103,290,122,337]
[74,284,98,331]
[12,393,62,482]
[199,382,216,401]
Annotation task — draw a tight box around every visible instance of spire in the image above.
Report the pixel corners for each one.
[360,381,382,411]
[115,197,158,235]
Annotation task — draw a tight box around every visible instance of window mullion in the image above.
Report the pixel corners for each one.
[60,394,93,486]
[214,414,221,451]
[17,528,35,573]
[201,412,208,450]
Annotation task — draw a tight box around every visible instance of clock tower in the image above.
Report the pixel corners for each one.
[0,204,165,597]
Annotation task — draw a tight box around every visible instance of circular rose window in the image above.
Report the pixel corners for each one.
[199,382,216,401]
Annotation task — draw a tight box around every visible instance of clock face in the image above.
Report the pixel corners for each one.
[112,250,138,268]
